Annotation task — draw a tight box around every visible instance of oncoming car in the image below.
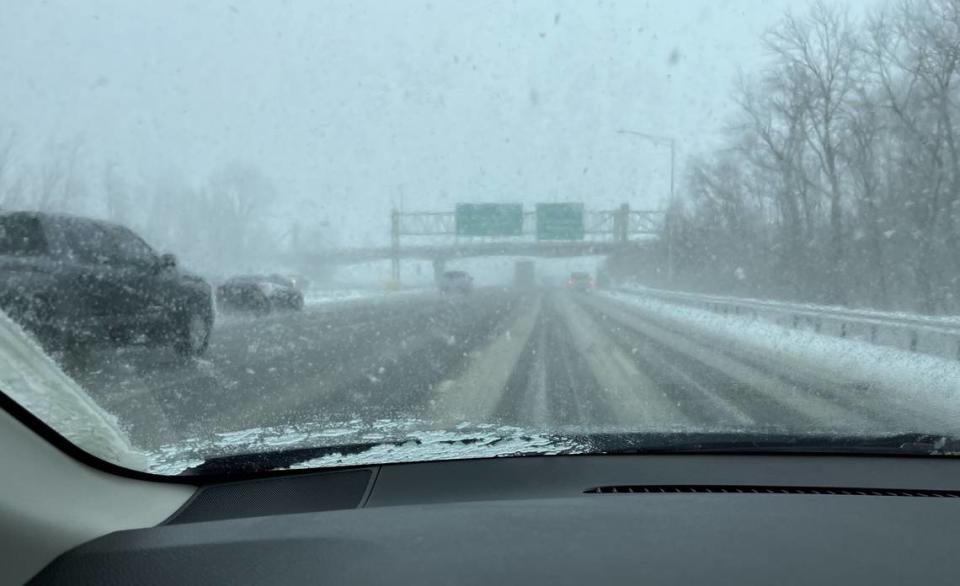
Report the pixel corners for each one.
[0,211,214,357]
[216,274,305,315]
[438,270,474,295]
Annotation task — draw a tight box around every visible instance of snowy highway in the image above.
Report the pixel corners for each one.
[65,287,960,454]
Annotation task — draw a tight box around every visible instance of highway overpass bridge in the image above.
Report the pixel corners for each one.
[286,204,664,282]
[291,239,652,265]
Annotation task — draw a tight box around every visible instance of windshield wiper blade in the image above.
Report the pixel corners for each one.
[181,439,414,476]
[580,432,960,456]
[180,433,568,476]
[182,432,957,477]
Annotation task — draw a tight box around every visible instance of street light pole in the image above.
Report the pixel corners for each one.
[616,129,675,200]
[669,137,675,203]
[668,138,675,284]
[617,129,676,284]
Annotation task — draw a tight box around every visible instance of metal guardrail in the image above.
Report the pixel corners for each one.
[614,285,960,361]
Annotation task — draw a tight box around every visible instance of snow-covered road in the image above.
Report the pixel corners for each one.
[19,286,960,473]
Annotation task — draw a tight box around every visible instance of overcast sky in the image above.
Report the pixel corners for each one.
[1,0,877,246]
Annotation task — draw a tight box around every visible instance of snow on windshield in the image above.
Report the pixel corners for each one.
[3,0,960,475]
[0,311,148,469]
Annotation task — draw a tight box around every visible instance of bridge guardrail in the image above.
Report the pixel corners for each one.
[613,285,960,361]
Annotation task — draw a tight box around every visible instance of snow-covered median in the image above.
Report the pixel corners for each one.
[304,287,432,307]
[600,290,960,427]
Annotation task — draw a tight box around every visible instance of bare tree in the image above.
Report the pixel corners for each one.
[205,161,276,266]
[0,127,17,207]
[765,2,861,303]
[102,162,131,224]
[735,61,819,298]
[634,0,960,314]
[844,85,891,306]
[865,0,960,311]
[33,138,87,213]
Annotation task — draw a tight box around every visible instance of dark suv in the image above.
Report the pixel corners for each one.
[0,212,214,356]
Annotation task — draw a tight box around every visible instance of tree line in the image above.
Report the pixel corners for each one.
[639,0,960,315]
[0,132,325,277]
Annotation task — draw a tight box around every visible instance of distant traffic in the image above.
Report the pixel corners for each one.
[0,211,603,365]
[0,212,321,360]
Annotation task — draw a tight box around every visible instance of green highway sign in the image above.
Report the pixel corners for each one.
[456,204,524,237]
[536,203,584,240]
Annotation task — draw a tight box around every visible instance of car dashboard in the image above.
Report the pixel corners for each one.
[31,454,960,585]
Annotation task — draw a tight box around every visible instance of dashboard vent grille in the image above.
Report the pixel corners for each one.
[585,485,960,498]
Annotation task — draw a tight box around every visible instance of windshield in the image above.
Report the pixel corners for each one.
[3,0,960,476]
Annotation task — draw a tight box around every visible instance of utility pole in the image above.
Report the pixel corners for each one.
[390,209,401,283]
[617,129,676,283]
[617,203,630,244]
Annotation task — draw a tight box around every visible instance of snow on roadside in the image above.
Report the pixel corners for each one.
[615,282,960,326]
[600,290,960,427]
[0,311,149,469]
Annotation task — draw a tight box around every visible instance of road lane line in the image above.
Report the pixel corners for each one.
[431,295,543,425]
[581,307,757,427]
[552,292,691,428]
[528,317,550,425]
